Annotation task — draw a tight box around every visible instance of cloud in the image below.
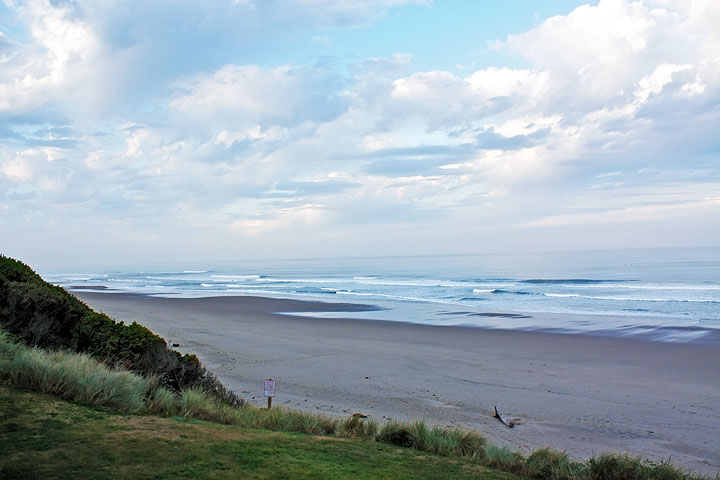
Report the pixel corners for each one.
[270,179,360,196]
[0,0,422,120]
[170,65,348,133]
[1,151,35,181]
[1,0,720,265]
[501,0,720,115]
[524,196,720,227]
[0,0,101,114]
[230,203,327,236]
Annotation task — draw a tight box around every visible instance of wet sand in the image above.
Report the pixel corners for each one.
[77,292,720,475]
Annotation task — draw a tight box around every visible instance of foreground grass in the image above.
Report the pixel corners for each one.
[0,385,516,480]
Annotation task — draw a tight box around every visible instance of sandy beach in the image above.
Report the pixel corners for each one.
[76,291,720,475]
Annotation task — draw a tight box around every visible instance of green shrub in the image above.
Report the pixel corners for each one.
[0,255,242,408]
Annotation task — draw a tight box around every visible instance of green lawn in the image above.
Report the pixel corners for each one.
[0,385,517,480]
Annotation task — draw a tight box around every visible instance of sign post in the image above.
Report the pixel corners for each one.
[264,378,276,409]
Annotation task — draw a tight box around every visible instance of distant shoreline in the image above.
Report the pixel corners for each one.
[70,287,720,344]
[76,291,720,475]
[48,248,720,337]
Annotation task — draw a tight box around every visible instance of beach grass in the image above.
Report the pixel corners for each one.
[0,328,164,413]
[585,454,695,480]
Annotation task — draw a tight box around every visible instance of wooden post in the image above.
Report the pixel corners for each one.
[264,378,276,409]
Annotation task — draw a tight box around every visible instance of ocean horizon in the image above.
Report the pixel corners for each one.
[45,247,720,343]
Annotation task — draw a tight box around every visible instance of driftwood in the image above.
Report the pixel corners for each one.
[494,405,515,428]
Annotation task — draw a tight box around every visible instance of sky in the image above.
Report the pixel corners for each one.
[1,0,719,270]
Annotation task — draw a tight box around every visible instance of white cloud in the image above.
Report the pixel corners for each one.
[636,63,695,101]
[2,153,35,181]
[215,126,289,147]
[0,147,64,182]
[230,203,327,235]
[525,196,720,227]
[505,0,657,70]
[0,0,102,114]
[467,67,549,101]
[2,0,719,264]
[170,65,348,132]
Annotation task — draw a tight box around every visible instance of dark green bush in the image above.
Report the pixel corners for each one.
[0,255,241,406]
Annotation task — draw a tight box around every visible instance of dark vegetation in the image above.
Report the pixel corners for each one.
[0,255,241,406]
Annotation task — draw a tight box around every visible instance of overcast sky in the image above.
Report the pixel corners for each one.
[1,0,719,270]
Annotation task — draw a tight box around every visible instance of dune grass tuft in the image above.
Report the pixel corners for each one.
[483,444,527,476]
[1,329,150,412]
[0,328,175,413]
[584,453,697,480]
[180,387,212,418]
[337,415,378,438]
[525,448,584,480]
[375,420,486,460]
[146,378,179,414]
[429,426,486,458]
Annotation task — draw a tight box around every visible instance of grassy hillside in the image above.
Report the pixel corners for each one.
[0,255,238,404]
[0,384,515,480]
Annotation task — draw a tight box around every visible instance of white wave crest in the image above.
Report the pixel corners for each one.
[545,293,717,303]
[568,283,720,291]
[211,274,260,280]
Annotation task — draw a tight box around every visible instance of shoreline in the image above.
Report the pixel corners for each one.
[71,287,720,345]
[76,291,720,475]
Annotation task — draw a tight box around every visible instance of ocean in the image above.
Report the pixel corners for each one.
[44,247,720,342]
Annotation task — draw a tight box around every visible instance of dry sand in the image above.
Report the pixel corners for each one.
[77,292,720,475]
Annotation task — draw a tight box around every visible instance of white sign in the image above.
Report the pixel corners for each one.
[264,379,276,397]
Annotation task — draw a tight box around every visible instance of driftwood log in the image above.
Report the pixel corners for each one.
[494,405,515,428]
